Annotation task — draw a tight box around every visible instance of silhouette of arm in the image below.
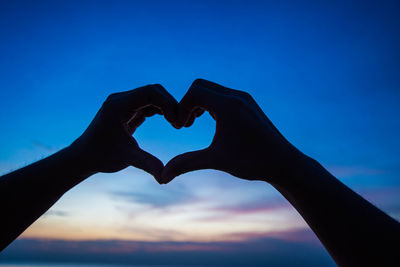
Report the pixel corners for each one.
[0,84,177,252]
[163,79,400,266]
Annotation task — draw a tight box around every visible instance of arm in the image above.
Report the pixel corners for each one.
[0,84,178,251]
[273,156,400,266]
[162,79,400,266]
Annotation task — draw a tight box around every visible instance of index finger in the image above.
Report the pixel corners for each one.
[114,84,179,125]
[177,79,230,127]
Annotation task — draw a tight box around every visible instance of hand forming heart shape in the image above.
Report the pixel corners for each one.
[71,79,303,187]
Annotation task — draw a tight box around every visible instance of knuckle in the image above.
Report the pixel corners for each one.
[152,84,165,96]
[191,79,209,92]
[105,92,119,102]
[103,96,117,110]
[240,91,251,98]
[147,86,159,99]
[187,83,200,97]
[147,84,158,93]
[137,85,156,99]
[142,85,166,106]
[229,95,246,107]
[139,84,153,92]
[102,92,125,113]
[152,83,162,89]
[101,100,116,114]
[132,86,145,99]
[240,91,254,102]
[193,78,205,85]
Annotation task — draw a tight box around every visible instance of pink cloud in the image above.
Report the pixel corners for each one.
[195,201,293,222]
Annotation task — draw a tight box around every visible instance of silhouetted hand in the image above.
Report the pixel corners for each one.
[70,84,177,182]
[162,79,304,185]
[161,79,400,266]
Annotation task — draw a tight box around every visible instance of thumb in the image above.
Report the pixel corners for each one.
[130,148,164,183]
[161,148,214,184]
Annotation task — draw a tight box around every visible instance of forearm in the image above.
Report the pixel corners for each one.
[271,155,400,266]
[0,146,95,251]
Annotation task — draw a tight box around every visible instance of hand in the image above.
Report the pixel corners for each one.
[70,84,177,183]
[162,79,305,185]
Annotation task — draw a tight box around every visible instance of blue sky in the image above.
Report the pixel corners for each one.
[0,0,399,266]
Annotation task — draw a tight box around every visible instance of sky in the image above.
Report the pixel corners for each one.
[0,0,399,266]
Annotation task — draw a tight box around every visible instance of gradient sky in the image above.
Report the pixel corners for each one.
[0,0,399,266]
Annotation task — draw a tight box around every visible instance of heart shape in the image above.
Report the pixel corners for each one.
[74,78,295,187]
[133,111,215,168]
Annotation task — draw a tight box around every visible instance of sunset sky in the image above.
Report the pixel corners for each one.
[1,0,399,266]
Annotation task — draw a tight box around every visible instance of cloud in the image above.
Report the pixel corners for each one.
[0,233,335,266]
[222,229,322,245]
[110,183,198,208]
[43,210,69,217]
[212,201,292,215]
[115,225,190,241]
[113,191,191,208]
[193,199,293,223]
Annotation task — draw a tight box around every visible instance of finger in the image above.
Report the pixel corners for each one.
[141,105,163,117]
[125,111,145,135]
[195,108,205,117]
[114,84,178,126]
[135,84,178,126]
[126,105,163,134]
[161,148,215,184]
[192,79,259,110]
[184,108,204,127]
[197,81,288,141]
[184,112,196,128]
[192,78,233,92]
[196,80,275,129]
[190,80,281,137]
[130,148,164,183]
[177,79,226,128]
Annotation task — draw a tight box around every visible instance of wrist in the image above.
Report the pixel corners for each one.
[265,148,318,190]
[62,144,98,180]
[271,154,334,200]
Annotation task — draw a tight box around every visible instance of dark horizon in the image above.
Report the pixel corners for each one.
[1,230,335,266]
